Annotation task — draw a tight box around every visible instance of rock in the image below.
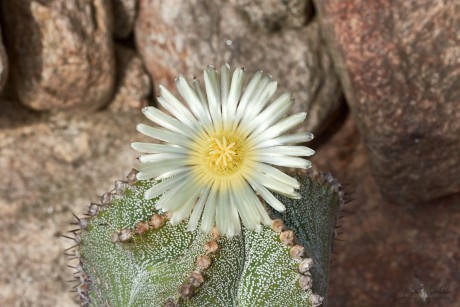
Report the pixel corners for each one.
[229,0,314,31]
[0,103,145,305]
[1,0,115,111]
[112,0,138,39]
[109,44,151,112]
[311,115,460,306]
[314,0,460,204]
[0,26,8,93]
[135,0,343,136]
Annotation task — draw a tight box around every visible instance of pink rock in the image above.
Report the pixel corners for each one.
[314,0,460,204]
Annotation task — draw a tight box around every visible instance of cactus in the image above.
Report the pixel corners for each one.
[66,169,343,306]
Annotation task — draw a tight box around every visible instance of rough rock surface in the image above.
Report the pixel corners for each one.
[1,0,115,111]
[229,0,314,31]
[312,115,460,306]
[112,0,137,39]
[135,0,343,136]
[314,0,460,204]
[0,26,8,93]
[0,99,146,306]
[109,44,151,112]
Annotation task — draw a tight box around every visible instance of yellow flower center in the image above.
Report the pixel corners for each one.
[205,132,245,176]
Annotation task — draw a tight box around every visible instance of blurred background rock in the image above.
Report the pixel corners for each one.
[0,0,458,306]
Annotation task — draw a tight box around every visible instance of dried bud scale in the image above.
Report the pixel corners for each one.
[289,245,305,260]
[100,192,112,205]
[204,240,219,255]
[79,218,89,229]
[127,169,139,185]
[309,293,324,307]
[135,221,150,235]
[110,232,120,243]
[118,229,132,242]
[88,203,100,216]
[299,275,313,290]
[149,214,165,229]
[280,230,295,246]
[271,219,285,233]
[299,258,314,274]
[188,271,205,287]
[74,234,82,245]
[179,283,194,299]
[196,255,212,271]
[114,180,128,195]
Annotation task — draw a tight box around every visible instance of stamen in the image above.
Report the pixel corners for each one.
[205,132,246,176]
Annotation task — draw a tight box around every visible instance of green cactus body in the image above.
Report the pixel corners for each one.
[70,170,342,306]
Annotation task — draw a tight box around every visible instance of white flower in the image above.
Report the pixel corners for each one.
[132,64,314,237]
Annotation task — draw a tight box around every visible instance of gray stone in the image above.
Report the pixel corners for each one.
[135,0,343,136]
[1,0,115,111]
[314,0,460,204]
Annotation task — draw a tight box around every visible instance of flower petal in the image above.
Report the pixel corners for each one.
[136,124,192,148]
[131,143,187,154]
[176,75,212,126]
[255,132,314,148]
[187,186,211,231]
[132,65,315,237]
[249,112,307,144]
[257,154,312,169]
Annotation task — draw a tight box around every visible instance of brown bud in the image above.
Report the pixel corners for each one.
[309,293,324,307]
[101,192,112,205]
[79,272,90,283]
[76,261,83,273]
[127,169,138,185]
[299,258,314,274]
[79,218,89,229]
[74,234,82,245]
[280,230,295,246]
[188,271,204,287]
[299,275,313,290]
[88,203,100,216]
[204,240,219,255]
[271,219,285,233]
[119,229,132,242]
[290,245,305,260]
[179,283,194,299]
[196,255,212,271]
[79,283,90,292]
[149,214,165,229]
[135,222,149,235]
[114,180,128,195]
[110,232,120,243]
